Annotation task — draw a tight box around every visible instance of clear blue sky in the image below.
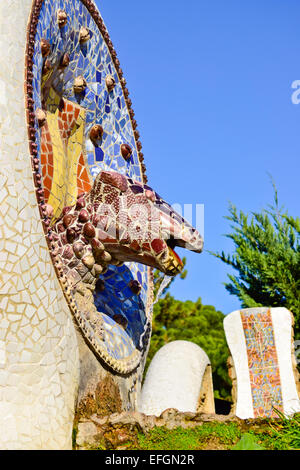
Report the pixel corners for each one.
[97,0,300,315]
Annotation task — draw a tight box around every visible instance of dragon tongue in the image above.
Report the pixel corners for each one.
[168,246,183,265]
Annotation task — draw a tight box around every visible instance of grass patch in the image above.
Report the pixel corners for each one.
[133,414,300,450]
[77,413,300,450]
[137,422,242,450]
[256,412,300,450]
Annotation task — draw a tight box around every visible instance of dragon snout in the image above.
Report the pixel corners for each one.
[158,208,203,254]
[167,227,203,254]
[181,227,203,253]
[157,206,203,275]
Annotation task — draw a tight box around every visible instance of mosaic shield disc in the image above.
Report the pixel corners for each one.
[25,0,153,373]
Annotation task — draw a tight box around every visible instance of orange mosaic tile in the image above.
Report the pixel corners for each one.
[77,153,92,195]
[58,102,80,145]
[40,121,54,201]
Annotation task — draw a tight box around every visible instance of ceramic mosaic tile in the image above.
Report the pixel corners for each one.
[240,309,283,418]
[224,307,300,419]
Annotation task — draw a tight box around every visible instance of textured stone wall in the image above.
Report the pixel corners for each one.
[0,0,79,449]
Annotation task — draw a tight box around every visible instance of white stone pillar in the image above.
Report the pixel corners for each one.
[0,0,79,449]
[139,340,215,416]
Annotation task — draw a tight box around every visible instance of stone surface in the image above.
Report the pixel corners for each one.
[197,364,216,414]
[74,325,140,419]
[138,341,215,416]
[76,409,239,449]
[76,421,99,447]
[224,307,300,419]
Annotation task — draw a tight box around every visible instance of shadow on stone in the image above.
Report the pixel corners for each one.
[214,398,232,415]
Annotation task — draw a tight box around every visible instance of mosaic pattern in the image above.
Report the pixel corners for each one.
[241,309,283,418]
[25,0,203,372]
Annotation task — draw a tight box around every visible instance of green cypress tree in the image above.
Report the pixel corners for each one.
[210,188,300,338]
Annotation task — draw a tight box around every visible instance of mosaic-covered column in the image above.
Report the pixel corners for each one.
[0,0,79,449]
[224,307,300,419]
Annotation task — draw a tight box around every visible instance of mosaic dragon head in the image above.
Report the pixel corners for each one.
[51,170,203,293]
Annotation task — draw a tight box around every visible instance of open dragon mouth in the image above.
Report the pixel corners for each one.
[165,240,184,276]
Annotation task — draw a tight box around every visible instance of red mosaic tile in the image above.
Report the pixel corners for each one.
[241,309,283,418]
